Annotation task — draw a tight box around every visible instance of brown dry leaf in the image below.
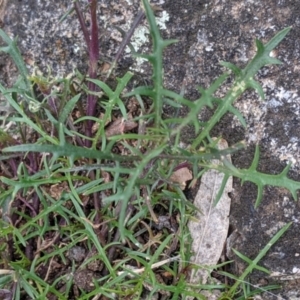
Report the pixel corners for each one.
[105,117,125,137]
[169,167,193,190]
[101,170,111,184]
[100,62,111,74]
[91,112,109,134]
[187,138,232,299]
[105,113,137,137]
[127,97,140,113]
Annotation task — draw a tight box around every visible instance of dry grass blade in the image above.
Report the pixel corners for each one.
[117,255,180,276]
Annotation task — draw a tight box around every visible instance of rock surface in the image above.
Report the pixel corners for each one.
[1,0,300,298]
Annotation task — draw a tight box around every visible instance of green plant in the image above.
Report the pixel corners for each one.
[219,222,291,299]
[0,0,297,298]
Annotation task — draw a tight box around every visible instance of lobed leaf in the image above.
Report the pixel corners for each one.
[192,27,291,148]
[135,0,178,127]
[0,29,34,98]
[213,146,300,207]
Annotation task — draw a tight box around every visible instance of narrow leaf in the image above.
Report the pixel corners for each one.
[247,78,264,99]
[228,222,292,295]
[249,145,260,171]
[264,27,291,53]
[59,93,81,123]
[255,39,265,55]
[227,105,247,128]
[255,184,264,208]
[220,61,242,77]
[232,249,270,274]
[0,29,33,97]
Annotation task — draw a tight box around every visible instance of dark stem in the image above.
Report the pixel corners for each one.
[73,1,91,51]
[17,195,37,217]
[86,0,100,146]
[74,0,100,146]
[89,169,102,223]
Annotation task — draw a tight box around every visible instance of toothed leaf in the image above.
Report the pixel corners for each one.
[127,86,155,97]
[281,163,292,177]
[249,145,260,171]
[212,145,300,208]
[247,78,265,99]
[220,61,242,77]
[255,39,265,54]
[133,53,154,61]
[227,105,247,128]
[192,28,290,148]
[265,27,291,52]
[162,39,178,48]
[255,184,264,208]
[0,29,33,98]
[267,57,283,65]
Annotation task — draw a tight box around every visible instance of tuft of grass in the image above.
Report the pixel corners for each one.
[0,0,296,298]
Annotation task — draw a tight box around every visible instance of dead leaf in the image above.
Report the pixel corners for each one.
[169,167,192,190]
[91,113,107,134]
[105,113,137,137]
[100,62,111,74]
[187,138,232,299]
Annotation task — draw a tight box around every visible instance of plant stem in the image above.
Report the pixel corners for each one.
[73,1,90,51]
[74,0,99,146]
[84,0,100,146]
